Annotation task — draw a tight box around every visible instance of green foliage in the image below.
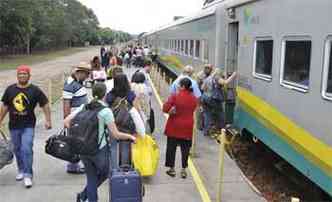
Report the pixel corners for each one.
[0,0,132,54]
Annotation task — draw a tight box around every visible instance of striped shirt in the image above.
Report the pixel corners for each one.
[63,76,88,109]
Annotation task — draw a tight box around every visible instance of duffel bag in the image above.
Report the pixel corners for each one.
[45,129,80,163]
[0,129,13,170]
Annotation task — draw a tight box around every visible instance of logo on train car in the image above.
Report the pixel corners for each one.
[244,8,260,28]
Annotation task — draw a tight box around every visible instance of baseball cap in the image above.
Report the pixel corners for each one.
[17,65,31,74]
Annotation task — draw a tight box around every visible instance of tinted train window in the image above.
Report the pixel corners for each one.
[181,40,184,53]
[189,40,194,56]
[254,40,273,78]
[185,40,189,55]
[327,42,332,94]
[195,40,200,58]
[283,40,311,88]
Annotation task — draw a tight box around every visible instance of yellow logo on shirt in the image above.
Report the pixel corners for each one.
[13,93,29,112]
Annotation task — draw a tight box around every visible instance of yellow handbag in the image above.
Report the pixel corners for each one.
[132,135,160,176]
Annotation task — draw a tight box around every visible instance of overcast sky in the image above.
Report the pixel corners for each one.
[78,0,204,35]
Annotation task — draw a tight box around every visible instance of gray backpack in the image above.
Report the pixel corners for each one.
[0,130,13,170]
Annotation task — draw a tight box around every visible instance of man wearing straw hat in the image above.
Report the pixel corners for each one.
[63,62,91,174]
[0,65,52,188]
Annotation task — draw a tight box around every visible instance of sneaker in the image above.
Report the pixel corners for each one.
[23,177,33,188]
[76,193,85,202]
[166,168,176,177]
[180,169,187,179]
[67,167,85,174]
[16,173,24,181]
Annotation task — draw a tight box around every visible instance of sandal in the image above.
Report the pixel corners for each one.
[166,168,176,177]
[180,169,187,179]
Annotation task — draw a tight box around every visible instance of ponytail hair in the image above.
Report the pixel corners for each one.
[179,77,193,92]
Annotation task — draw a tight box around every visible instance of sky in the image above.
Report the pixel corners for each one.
[78,0,204,35]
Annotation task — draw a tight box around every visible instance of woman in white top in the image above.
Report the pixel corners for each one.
[131,71,152,133]
[91,56,107,83]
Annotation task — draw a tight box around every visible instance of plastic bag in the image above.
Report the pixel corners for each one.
[132,135,159,176]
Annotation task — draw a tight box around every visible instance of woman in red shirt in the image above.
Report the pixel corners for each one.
[163,78,198,178]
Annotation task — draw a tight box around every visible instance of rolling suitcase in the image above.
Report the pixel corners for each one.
[109,140,144,202]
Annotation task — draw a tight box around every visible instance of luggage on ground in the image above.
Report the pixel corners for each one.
[68,101,106,155]
[109,140,144,202]
[0,129,13,170]
[45,129,80,163]
[132,135,159,176]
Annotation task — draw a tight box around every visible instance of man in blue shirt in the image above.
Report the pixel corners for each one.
[169,65,202,98]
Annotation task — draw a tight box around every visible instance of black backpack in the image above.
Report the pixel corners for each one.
[68,101,106,156]
[111,97,136,134]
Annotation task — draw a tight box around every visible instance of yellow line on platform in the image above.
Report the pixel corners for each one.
[147,75,212,202]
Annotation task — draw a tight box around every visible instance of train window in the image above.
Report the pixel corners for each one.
[189,40,194,56]
[253,39,273,81]
[322,39,332,100]
[203,40,209,61]
[181,40,184,53]
[177,40,181,53]
[281,39,311,92]
[185,40,189,55]
[195,40,200,58]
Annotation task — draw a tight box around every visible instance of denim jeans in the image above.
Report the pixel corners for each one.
[203,107,225,136]
[10,128,34,178]
[80,146,109,202]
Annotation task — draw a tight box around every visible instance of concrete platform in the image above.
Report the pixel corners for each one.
[0,64,266,202]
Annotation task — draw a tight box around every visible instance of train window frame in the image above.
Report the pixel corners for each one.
[322,36,332,101]
[280,36,312,93]
[252,37,274,82]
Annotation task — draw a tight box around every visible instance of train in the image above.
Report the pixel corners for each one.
[141,0,332,197]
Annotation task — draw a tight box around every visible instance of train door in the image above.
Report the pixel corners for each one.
[225,22,239,124]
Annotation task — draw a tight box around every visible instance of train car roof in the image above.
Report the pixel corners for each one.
[143,4,220,37]
[225,0,259,8]
[142,0,259,38]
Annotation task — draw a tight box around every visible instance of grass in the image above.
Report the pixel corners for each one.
[160,55,184,73]
[0,47,88,70]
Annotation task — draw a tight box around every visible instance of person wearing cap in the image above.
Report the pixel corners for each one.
[0,65,52,188]
[169,65,202,98]
[63,62,91,174]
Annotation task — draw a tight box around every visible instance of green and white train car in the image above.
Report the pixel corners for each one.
[144,0,332,196]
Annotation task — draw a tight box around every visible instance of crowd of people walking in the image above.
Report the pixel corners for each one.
[0,43,236,202]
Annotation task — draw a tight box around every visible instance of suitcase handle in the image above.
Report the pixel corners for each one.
[118,140,132,167]
[119,164,132,172]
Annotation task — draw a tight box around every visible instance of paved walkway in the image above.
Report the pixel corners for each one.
[0,52,266,202]
[0,67,201,202]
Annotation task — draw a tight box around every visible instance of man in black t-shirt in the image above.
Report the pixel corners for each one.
[0,65,52,188]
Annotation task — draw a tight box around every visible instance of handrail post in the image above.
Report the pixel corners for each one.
[48,80,52,108]
[190,111,198,157]
[217,129,226,202]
